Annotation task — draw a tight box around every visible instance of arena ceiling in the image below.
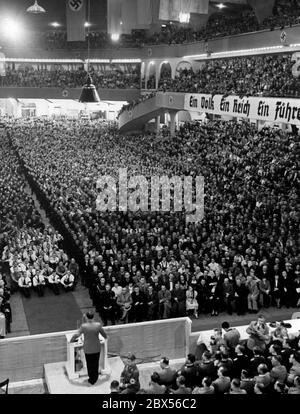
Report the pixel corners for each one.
[0,1,273,32]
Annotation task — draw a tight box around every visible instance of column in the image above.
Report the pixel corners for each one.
[156,115,160,136]
[169,111,177,137]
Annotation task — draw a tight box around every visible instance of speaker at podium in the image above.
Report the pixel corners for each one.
[65,332,110,380]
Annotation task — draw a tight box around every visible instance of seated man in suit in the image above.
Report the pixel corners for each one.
[196,351,217,384]
[212,367,231,394]
[146,285,159,321]
[144,372,166,394]
[60,270,75,292]
[158,284,172,319]
[157,357,177,388]
[170,375,192,394]
[130,286,146,322]
[177,353,198,389]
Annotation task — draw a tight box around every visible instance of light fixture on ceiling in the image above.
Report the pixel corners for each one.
[111,33,120,42]
[51,22,60,28]
[26,0,46,14]
[79,0,100,103]
[216,3,226,9]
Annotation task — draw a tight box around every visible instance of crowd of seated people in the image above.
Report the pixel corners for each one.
[3,117,298,327]
[2,65,140,89]
[2,227,78,298]
[110,315,300,394]
[158,54,300,98]
[118,53,300,118]
[0,133,79,304]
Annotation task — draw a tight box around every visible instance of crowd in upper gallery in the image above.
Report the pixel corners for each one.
[118,52,300,116]
[3,51,298,100]
[2,1,299,51]
[1,117,298,327]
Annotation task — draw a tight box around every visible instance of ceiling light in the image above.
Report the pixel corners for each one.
[26,0,46,14]
[111,33,120,42]
[51,22,60,28]
[179,12,190,24]
[1,18,24,41]
[216,3,226,9]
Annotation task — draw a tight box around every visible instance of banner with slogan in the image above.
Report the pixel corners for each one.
[0,52,5,76]
[66,0,86,42]
[184,93,300,126]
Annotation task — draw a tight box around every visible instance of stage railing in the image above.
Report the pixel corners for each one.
[0,317,191,382]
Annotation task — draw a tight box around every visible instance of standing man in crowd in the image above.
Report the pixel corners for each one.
[246,314,270,353]
[70,312,107,385]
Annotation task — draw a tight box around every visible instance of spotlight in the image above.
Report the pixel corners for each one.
[51,22,60,28]
[216,3,226,9]
[179,12,190,24]
[111,33,120,42]
[84,22,91,27]
[1,18,24,41]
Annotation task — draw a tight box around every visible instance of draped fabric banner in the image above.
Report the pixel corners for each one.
[137,0,153,27]
[247,0,276,23]
[66,0,86,42]
[189,0,209,14]
[159,0,209,21]
[107,0,122,34]
[184,93,300,126]
[0,53,5,76]
[121,0,138,34]
[159,0,181,21]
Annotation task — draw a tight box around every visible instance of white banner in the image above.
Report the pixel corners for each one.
[0,52,5,76]
[184,93,300,126]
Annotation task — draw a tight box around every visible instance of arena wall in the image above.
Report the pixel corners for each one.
[0,317,191,383]
[0,87,141,102]
[2,25,300,61]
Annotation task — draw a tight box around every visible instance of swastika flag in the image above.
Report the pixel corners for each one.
[66,0,86,42]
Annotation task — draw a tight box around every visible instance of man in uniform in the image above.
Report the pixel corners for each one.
[120,353,140,393]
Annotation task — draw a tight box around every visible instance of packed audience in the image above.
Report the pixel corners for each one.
[158,54,300,98]
[2,65,140,89]
[110,315,300,394]
[0,132,79,314]
[3,117,298,329]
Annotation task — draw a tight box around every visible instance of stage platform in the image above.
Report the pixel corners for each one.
[44,357,124,394]
[44,357,185,394]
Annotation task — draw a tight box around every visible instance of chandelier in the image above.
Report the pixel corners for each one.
[26,1,46,14]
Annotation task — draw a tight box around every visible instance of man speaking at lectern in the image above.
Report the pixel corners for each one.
[70,312,107,385]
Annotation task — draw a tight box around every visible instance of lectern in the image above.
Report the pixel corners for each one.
[65,333,110,380]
